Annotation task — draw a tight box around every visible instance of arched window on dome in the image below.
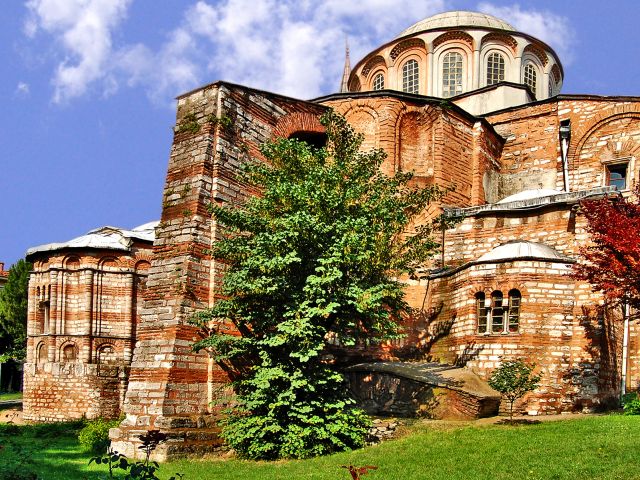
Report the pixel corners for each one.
[372,72,385,91]
[442,51,463,98]
[523,63,537,96]
[402,59,419,94]
[486,52,505,85]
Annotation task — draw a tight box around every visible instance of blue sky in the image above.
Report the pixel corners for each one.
[2,0,639,268]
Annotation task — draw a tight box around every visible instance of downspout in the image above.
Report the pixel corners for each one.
[559,119,571,192]
[622,300,630,397]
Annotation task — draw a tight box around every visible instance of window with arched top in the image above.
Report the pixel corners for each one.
[486,52,505,85]
[507,289,521,333]
[372,72,385,91]
[402,59,419,94]
[548,81,553,97]
[523,63,537,95]
[442,51,464,98]
[490,291,504,334]
[62,344,77,362]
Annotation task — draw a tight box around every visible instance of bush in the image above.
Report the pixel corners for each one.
[622,392,640,415]
[78,417,121,452]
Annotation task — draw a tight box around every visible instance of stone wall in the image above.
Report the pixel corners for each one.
[24,245,151,422]
[111,82,329,460]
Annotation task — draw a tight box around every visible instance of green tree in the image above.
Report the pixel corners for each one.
[0,259,32,362]
[192,111,446,459]
[488,359,541,421]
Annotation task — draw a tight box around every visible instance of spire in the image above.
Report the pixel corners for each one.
[340,37,351,93]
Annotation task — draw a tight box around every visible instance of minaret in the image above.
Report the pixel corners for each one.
[339,38,351,93]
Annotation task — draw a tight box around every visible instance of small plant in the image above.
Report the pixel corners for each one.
[78,417,121,452]
[622,392,640,415]
[341,464,378,479]
[90,429,185,480]
[207,114,233,130]
[177,113,201,134]
[488,359,541,421]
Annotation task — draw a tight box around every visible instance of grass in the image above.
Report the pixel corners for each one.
[0,391,23,401]
[2,415,640,479]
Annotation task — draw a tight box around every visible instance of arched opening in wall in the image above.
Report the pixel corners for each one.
[507,289,521,333]
[97,344,117,364]
[36,342,47,365]
[96,344,118,376]
[490,290,505,334]
[288,131,328,149]
[442,51,464,98]
[62,343,77,363]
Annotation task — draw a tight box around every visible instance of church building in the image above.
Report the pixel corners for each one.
[23,11,640,458]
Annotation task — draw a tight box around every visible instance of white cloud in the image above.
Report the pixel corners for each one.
[25,0,131,103]
[23,0,450,104]
[15,82,30,97]
[477,2,576,64]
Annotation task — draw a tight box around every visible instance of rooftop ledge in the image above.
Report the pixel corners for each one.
[444,186,616,218]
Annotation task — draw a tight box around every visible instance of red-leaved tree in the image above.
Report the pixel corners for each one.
[574,190,640,309]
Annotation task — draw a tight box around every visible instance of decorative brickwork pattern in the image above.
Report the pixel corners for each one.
[480,32,518,52]
[433,31,474,49]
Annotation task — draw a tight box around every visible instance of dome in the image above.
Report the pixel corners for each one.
[476,241,570,263]
[396,10,516,38]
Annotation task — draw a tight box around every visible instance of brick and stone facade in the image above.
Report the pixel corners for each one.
[23,10,640,459]
[24,223,156,422]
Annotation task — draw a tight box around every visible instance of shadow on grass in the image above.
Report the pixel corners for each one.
[495,418,542,425]
[0,421,108,480]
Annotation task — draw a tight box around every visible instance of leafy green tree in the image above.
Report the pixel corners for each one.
[488,359,541,421]
[0,259,32,362]
[193,111,445,459]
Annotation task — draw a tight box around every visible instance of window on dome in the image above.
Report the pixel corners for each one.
[373,73,385,91]
[548,80,554,97]
[605,161,629,190]
[486,52,505,85]
[523,63,537,95]
[442,52,463,98]
[402,60,419,94]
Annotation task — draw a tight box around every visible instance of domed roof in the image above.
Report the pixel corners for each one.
[397,10,515,38]
[476,241,570,263]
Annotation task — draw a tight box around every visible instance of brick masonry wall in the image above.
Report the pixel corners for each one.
[112,82,329,460]
[24,245,151,422]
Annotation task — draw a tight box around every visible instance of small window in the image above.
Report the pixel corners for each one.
[402,60,419,94]
[476,292,488,334]
[372,73,385,91]
[491,291,504,333]
[443,52,463,98]
[507,289,521,333]
[524,63,537,95]
[548,81,553,97]
[486,52,505,85]
[606,163,628,190]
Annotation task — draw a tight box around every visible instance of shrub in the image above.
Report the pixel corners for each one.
[78,417,121,452]
[622,392,640,415]
[489,359,541,421]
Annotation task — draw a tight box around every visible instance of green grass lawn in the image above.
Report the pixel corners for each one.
[0,391,23,401]
[2,415,640,479]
